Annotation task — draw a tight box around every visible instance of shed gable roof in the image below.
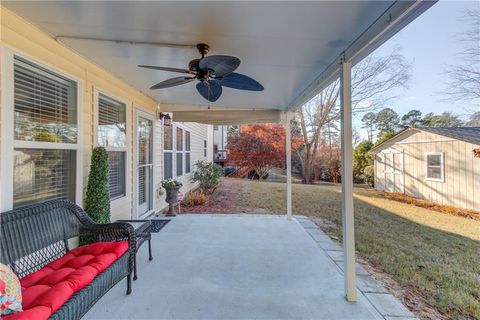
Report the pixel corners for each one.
[418,127,480,145]
[371,127,480,152]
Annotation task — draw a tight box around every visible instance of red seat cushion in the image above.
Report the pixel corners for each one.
[4,241,128,320]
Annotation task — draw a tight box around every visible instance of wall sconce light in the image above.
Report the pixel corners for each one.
[158,112,172,126]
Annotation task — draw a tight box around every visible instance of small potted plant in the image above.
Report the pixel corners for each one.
[162,179,183,216]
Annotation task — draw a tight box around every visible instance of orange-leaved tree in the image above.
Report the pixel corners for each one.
[227,124,302,179]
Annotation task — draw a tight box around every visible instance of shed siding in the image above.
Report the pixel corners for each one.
[374,130,480,211]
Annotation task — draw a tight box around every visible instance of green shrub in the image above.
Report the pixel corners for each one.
[85,147,111,224]
[364,165,375,188]
[192,161,223,194]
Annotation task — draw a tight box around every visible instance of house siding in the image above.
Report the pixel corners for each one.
[373,130,480,211]
[0,8,212,218]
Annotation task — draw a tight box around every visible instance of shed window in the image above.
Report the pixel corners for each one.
[426,153,444,181]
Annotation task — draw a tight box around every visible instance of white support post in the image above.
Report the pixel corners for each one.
[340,59,356,302]
[285,111,292,220]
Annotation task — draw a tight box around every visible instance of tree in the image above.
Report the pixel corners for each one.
[353,140,373,181]
[373,131,397,148]
[85,147,110,224]
[401,109,423,128]
[421,112,464,127]
[375,108,400,135]
[361,112,377,142]
[442,9,480,103]
[467,111,480,126]
[297,48,411,184]
[227,124,301,179]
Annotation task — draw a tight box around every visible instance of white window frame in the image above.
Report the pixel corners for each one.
[0,46,83,211]
[425,152,444,182]
[162,118,174,180]
[93,88,129,203]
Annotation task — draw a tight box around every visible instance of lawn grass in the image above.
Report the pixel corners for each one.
[232,179,480,320]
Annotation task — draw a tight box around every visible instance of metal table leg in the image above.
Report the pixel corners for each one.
[148,239,153,261]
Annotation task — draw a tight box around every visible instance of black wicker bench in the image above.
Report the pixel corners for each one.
[0,200,136,320]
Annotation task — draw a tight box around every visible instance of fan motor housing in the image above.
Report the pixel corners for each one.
[188,59,200,72]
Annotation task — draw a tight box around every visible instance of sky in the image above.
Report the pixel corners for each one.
[352,0,480,136]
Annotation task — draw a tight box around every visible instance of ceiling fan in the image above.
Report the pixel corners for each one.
[139,43,264,102]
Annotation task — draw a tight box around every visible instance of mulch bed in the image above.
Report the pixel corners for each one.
[182,181,244,213]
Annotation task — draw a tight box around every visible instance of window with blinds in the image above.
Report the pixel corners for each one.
[107,151,126,199]
[14,56,77,143]
[13,149,76,208]
[186,153,191,173]
[176,152,183,176]
[164,123,173,150]
[176,128,183,176]
[12,55,79,209]
[97,92,127,200]
[185,131,191,173]
[163,123,174,179]
[164,153,173,180]
[98,93,126,147]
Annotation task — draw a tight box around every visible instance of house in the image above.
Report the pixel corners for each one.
[0,1,437,305]
[0,8,214,221]
[371,127,480,211]
[213,125,229,166]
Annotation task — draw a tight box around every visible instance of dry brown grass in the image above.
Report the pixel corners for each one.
[182,190,208,207]
[382,192,480,221]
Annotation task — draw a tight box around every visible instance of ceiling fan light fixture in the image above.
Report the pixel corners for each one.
[140,43,264,102]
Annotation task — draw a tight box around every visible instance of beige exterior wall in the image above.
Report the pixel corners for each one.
[373,129,480,211]
[0,8,211,219]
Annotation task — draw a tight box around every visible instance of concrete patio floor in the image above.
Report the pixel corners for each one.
[84,215,415,320]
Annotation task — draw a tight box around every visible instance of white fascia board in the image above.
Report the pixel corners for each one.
[286,0,437,112]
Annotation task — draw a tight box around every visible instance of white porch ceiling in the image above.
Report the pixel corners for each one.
[4,1,430,111]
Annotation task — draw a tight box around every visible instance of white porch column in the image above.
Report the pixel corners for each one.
[285,111,292,220]
[340,59,356,302]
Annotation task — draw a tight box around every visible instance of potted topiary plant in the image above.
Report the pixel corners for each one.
[162,179,182,216]
[82,146,110,244]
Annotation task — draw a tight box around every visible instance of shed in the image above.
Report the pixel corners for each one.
[371,127,480,211]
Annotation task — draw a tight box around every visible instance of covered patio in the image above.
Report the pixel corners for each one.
[84,214,414,320]
[1,1,436,318]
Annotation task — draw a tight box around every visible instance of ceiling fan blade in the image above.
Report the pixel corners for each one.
[199,55,240,77]
[139,65,193,74]
[219,73,264,91]
[150,77,194,89]
[196,81,222,102]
